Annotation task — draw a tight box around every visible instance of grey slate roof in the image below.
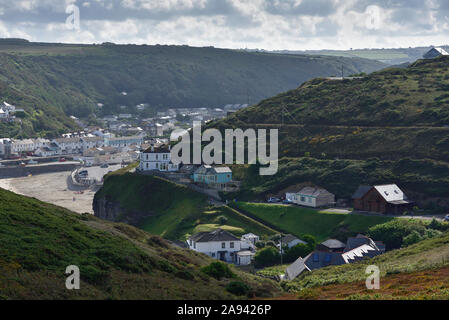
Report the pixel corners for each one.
[320,239,346,250]
[194,165,232,175]
[285,257,310,280]
[189,229,240,243]
[297,187,333,197]
[344,234,379,252]
[352,185,372,199]
[304,251,346,270]
[281,234,305,245]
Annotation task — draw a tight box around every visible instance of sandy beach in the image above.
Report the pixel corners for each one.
[0,171,97,214]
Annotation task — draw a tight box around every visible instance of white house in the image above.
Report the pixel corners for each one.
[80,136,105,151]
[278,234,307,251]
[423,47,449,59]
[52,137,82,154]
[0,138,12,157]
[187,229,255,265]
[286,187,335,208]
[139,144,179,172]
[11,139,35,153]
[241,233,260,246]
[34,147,58,157]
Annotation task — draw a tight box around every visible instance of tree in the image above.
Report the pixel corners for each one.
[283,243,313,263]
[254,247,280,268]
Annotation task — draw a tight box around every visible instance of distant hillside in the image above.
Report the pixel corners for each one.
[214,56,449,160]
[0,41,386,137]
[0,187,280,299]
[269,46,449,65]
[211,56,449,207]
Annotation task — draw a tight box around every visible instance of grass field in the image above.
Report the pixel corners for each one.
[232,202,393,242]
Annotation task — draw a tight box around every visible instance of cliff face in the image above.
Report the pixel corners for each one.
[93,195,153,226]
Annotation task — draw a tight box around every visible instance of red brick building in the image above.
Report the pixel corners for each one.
[352,184,414,215]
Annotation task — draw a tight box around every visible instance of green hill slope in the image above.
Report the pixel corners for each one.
[93,173,277,240]
[211,57,449,205]
[0,41,386,138]
[0,187,280,299]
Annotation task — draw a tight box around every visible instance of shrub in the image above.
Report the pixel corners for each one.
[175,270,195,280]
[216,216,228,225]
[255,242,266,249]
[402,231,423,247]
[226,281,250,296]
[283,243,314,263]
[254,247,280,268]
[201,262,235,280]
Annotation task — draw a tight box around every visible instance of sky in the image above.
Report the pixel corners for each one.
[0,0,448,50]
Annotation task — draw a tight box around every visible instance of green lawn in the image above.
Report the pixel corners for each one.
[233,202,393,242]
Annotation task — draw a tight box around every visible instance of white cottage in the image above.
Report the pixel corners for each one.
[286,187,335,208]
[139,144,179,172]
[187,229,255,265]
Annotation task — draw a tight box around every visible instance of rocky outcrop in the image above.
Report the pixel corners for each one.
[93,195,154,226]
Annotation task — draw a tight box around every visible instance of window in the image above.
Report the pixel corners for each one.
[313,253,319,262]
[193,242,196,249]
[301,196,306,202]
[222,242,226,249]
[230,242,234,248]
[211,253,215,257]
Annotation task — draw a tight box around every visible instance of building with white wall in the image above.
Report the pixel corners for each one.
[139,145,179,172]
[187,229,255,265]
[286,187,335,208]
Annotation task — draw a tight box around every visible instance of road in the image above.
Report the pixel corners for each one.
[81,165,122,182]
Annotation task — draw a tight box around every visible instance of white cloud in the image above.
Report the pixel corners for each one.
[0,0,448,50]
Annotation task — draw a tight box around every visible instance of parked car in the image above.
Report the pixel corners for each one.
[100,164,109,168]
[444,214,449,222]
[59,158,66,162]
[282,199,292,204]
[267,197,280,203]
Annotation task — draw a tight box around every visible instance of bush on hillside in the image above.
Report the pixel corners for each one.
[226,281,251,296]
[368,219,443,249]
[201,262,235,280]
[254,247,280,268]
[216,216,228,225]
[283,243,313,264]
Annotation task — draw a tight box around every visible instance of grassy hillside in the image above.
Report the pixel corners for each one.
[214,56,449,151]
[94,173,276,240]
[280,230,449,300]
[210,57,449,205]
[0,187,280,299]
[231,202,392,242]
[0,41,386,138]
[225,158,449,209]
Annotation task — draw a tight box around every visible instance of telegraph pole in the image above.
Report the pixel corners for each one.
[280,234,283,265]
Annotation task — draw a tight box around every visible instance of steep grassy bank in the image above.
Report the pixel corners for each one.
[0,187,280,299]
[94,173,276,240]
